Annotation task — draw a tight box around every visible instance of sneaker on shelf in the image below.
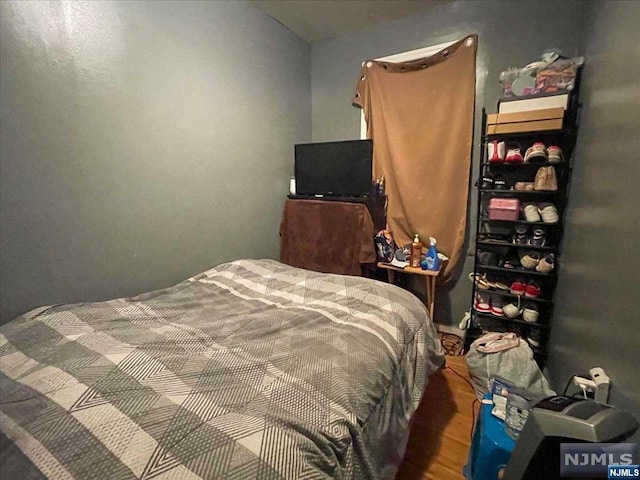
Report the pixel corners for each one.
[503,300,522,319]
[481,172,495,189]
[477,251,500,266]
[536,253,555,273]
[525,281,542,298]
[522,303,539,323]
[527,227,547,247]
[547,145,564,163]
[522,203,542,222]
[485,274,498,289]
[490,295,505,317]
[474,292,491,313]
[524,142,548,163]
[493,174,508,190]
[512,225,529,245]
[505,147,524,164]
[487,140,506,163]
[510,279,527,296]
[494,277,509,291]
[526,328,542,349]
[538,203,559,223]
[520,251,541,269]
[468,272,490,290]
[501,257,520,269]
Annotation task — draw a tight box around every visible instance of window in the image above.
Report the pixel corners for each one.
[360,41,456,139]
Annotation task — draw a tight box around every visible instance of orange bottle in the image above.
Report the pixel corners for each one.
[410,233,422,268]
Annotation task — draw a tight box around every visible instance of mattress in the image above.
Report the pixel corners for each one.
[0,259,444,479]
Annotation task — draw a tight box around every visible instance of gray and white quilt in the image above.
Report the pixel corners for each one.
[0,259,444,479]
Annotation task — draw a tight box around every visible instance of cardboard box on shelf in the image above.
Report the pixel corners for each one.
[498,93,569,114]
[486,107,564,134]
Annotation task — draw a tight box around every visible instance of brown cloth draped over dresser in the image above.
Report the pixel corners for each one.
[279,199,376,276]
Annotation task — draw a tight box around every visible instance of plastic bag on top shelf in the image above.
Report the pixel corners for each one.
[499,49,584,97]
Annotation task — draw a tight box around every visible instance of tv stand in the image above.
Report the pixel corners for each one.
[287,194,386,231]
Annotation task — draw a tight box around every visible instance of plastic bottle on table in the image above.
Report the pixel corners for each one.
[424,237,441,271]
[410,234,422,268]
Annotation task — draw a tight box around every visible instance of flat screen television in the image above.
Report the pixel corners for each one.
[294,139,373,197]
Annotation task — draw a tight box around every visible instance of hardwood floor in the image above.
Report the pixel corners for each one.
[396,355,477,480]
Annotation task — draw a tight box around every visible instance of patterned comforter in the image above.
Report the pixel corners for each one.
[0,259,444,479]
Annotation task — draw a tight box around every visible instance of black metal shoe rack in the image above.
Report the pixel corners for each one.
[464,94,581,367]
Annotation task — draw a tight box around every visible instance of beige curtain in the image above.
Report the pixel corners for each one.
[353,35,477,282]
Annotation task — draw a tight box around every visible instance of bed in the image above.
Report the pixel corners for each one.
[0,259,444,479]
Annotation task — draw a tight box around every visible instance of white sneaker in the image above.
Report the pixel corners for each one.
[524,142,547,163]
[490,295,505,317]
[522,303,539,323]
[527,333,541,348]
[547,146,564,163]
[520,251,541,270]
[503,301,522,319]
[536,253,555,273]
[538,203,559,223]
[523,203,542,222]
[474,292,491,313]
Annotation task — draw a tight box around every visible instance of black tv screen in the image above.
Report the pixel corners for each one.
[294,139,373,196]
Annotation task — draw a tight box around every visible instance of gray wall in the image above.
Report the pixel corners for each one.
[310,0,587,327]
[546,0,640,439]
[0,0,310,323]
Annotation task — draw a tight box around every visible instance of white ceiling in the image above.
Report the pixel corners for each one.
[251,0,450,43]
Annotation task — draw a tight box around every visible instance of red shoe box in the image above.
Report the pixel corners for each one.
[488,198,520,221]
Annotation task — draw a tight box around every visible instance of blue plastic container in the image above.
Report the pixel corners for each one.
[464,394,516,480]
[424,237,440,271]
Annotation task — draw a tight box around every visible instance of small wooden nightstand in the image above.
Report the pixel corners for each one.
[377,262,441,320]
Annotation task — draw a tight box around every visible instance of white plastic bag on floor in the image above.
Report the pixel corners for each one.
[466,332,555,400]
